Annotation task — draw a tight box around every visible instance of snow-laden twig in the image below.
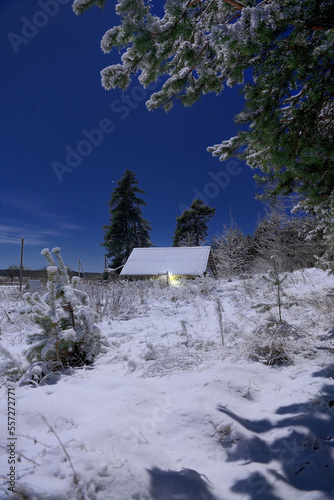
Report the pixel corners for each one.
[41,416,79,485]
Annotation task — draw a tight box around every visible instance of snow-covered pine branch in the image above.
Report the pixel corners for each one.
[73,0,334,217]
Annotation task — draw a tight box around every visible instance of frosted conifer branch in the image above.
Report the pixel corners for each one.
[52,247,69,286]
[47,266,58,320]
[72,276,80,288]
[73,0,106,16]
[41,248,56,267]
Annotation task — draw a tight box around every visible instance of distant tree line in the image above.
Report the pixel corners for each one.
[102,170,326,277]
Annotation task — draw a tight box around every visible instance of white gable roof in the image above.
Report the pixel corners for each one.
[120,247,214,276]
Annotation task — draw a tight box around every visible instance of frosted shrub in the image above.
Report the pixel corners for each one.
[248,322,292,366]
[80,280,144,320]
[20,248,107,380]
[185,277,216,298]
[102,281,137,319]
[250,337,291,366]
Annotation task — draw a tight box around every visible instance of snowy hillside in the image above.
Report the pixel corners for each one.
[1,268,334,500]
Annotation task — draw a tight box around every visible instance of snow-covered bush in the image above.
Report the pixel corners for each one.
[248,322,292,366]
[82,280,139,320]
[250,338,291,366]
[20,247,107,378]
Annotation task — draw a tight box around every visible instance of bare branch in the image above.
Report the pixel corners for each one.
[222,0,247,9]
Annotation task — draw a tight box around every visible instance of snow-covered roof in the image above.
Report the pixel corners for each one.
[120,246,216,276]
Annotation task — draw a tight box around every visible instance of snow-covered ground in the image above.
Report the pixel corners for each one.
[1,268,334,499]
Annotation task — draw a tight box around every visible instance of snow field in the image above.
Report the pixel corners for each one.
[0,269,334,499]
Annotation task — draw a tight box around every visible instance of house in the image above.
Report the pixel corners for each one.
[120,246,217,281]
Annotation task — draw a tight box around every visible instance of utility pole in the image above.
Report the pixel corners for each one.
[78,258,85,279]
[19,238,24,292]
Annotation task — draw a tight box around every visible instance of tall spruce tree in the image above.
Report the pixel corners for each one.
[73,0,334,213]
[102,170,152,269]
[173,199,215,247]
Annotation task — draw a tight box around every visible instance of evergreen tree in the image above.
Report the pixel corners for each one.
[73,0,334,211]
[173,199,215,247]
[102,170,152,269]
[19,247,105,383]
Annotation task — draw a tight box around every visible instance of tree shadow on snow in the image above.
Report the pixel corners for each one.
[217,370,334,499]
[147,467,219,500]
[312,363,334,379]
[231,471,282,500]
[320,323,334,340]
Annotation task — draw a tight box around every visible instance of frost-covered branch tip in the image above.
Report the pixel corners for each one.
[72,0,106,16]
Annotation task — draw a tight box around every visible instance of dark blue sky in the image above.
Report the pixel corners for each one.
[1,0,264,272]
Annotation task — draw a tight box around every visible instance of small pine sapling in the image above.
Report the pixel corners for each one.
[214,297,224,346]
[20,247,106,377]
[263,256,287,324]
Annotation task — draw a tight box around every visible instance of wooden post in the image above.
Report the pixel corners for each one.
[78,259,85,279]
[166,271,170,287]
[19,238,24,292]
